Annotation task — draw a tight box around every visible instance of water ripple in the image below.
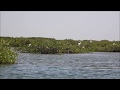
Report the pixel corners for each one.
[0,52,120,79]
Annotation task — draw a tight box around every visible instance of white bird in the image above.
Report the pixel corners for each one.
[90,40,92,43]
[113,43,116,45]
[28,44,31,47]
[78,42,81,46]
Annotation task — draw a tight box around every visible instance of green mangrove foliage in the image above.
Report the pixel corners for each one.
[0,37,120,54]
[0,39,17,64]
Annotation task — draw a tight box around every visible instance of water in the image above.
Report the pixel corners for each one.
[0,52,120,79]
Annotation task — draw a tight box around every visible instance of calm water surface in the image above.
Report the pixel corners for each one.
[0,52,120,79]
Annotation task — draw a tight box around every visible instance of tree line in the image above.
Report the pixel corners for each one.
[0,36,119,64]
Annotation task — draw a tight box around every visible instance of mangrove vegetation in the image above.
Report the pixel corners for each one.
[1,36,120,54]
[0,36,119,64]
[0,39,17,64]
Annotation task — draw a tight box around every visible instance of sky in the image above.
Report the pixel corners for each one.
[0,11,119,41]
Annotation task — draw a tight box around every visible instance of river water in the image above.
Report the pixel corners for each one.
[0,52,120,79]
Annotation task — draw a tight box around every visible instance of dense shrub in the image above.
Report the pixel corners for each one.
[0,37,120,54]
[0,39,17,64]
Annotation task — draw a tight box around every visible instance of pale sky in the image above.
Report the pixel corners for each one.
[0,11,119,41]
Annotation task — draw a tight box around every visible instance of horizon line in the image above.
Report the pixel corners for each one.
[0,36,119,41]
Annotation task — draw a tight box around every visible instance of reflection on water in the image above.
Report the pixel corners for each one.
[0,52,120,79]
